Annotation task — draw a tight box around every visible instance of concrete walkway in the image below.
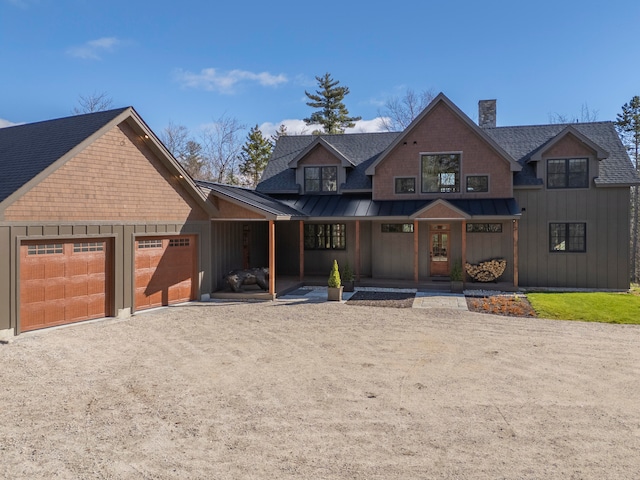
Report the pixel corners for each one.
[278,286,469,311]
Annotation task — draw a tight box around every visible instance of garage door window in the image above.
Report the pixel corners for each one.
[74,242,104,252]
[138,239,162,249]
[27,243,63,255]
[169,238,190,247]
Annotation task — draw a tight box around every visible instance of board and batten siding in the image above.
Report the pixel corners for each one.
[211,221,268,291]
[0,221,211,334]
[465,221,514,283]
[515,187,630,289]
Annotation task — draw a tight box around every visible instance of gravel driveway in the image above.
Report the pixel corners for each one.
[1,300,639,479]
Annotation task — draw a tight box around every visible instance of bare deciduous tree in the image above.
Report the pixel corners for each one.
[160,122,206,179]
[548,103,599,124]
[378,88,436,131]
[73,92,114,114]
[200,114,246,184]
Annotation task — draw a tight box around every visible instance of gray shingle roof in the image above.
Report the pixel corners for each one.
[483,122,640,186]
[257,132,400,193]
[0,107,129,203]
[257,121,639,192]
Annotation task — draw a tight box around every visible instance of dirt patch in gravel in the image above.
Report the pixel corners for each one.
[466,294,537,317]
[1,301,639,479]
[346,291,416,308]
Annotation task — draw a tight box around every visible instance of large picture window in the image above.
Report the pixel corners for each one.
[421,154,460,193]
[305,166,337,193]
[547,158,588,188]
[304,224,346,250]
[550,223,586,252]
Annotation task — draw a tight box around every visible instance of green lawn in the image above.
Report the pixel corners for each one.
[527,290,640,324]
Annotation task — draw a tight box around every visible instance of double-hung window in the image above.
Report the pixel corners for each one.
[547,158,588,188]
[305,166,337,193]
[421,154,460,193]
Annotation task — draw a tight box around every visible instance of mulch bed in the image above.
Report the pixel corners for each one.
[346,291,416,308]
[466,295,536,317]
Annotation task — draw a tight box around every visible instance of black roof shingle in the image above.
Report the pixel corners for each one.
[0,107,128,202]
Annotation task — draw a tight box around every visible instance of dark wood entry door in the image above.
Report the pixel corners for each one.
[430,226,450,276]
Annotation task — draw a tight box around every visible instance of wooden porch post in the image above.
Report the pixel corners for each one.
[513,219,519,287]
[461,220,467,283]
[299,220,304,282]
[269,220,275,296]
[355,220,361,282]
[414,220,419,283]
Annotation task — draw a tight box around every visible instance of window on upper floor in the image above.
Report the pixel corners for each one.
[550,223,586,252]
[395,177,416,194]
[466,175,488,192]
[421,154,460,193]
[304,166,337,193]
[304,224,346,250]
[547,158,588,189]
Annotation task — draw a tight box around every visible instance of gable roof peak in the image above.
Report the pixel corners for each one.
[365,93,521,175]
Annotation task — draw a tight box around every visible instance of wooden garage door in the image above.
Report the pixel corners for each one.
[134,235,196,310]
[20,240,111,332]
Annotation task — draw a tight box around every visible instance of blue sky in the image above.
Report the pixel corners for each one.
[2,0,639,139]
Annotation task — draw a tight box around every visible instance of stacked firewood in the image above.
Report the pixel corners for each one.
[465,259,507,282]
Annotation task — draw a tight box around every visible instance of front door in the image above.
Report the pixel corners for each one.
[429,225,450,276]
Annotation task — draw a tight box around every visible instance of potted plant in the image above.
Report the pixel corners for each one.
[342,262,355,292]
[450,260,464,293]
[327,259,343,301]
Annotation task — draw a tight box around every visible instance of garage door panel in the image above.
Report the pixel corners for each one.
[135,236,196,310]
[45,283,65,301]
[20,239,111,332]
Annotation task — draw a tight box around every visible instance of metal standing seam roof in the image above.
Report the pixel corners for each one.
[0,107,129,203]
[196,181,307,217]
[270,194,521,219]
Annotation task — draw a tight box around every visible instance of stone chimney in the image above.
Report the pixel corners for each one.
[478,99,497,128]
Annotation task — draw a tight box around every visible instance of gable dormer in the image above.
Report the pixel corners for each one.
[365,93,521,201]
[529,126,609,189]
[288,137,354,194]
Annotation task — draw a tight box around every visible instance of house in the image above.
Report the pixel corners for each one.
[252,93,639,290]
[2,93,637,337]
[0,107,216,338]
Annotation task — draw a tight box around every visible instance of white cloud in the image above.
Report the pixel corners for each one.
[175,68,287,94]
[259,117,389,138]
[0,118,20,128]
[66,37,121,60]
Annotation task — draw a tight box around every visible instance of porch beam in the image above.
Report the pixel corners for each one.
[299,220,304,281]
[268,220,275,296]
[414,220,419,283]
[355,220,361,282]
[513,219,519,287]
[461,220,467,284]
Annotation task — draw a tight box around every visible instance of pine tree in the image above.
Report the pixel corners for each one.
[239,125,273,187]
[615,96,640,283]
[271,124,288,145]
[304,73,361,134]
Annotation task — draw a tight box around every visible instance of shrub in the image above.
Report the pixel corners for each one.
[328,260,341,288]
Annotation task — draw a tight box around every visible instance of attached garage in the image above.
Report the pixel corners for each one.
[134,235,197,311]
[19,239,111,332]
